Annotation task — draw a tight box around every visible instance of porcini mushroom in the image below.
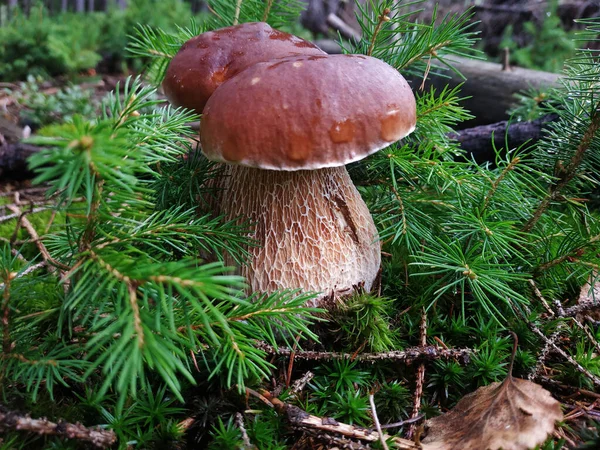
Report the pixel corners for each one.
[162,22,325,114]
[200,54,417,306]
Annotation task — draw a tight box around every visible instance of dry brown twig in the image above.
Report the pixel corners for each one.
[255,341,471,365]
[0,405,116,448]
[235,412,256,449]
[369,393,389,450]
[528,321,600,387]
[6,205,69,272]
[247,388,420,449]
[407,308,427,439]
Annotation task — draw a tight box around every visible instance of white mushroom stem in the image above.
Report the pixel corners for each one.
[218,165,381,307]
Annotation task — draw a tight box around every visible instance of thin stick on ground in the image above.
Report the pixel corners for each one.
[255,342,471,365]
[562,299,600,318]
[529,325,562,381]
[380,415,425,430]
[246,389,420,449]
[529,279,555,316]
[235,412,255,449]
[0,404,116,448]
[6,205,69,271]
[290,371,314,397]
[528,321,600,387]
[407,309,427,439]
[369,393,389,450]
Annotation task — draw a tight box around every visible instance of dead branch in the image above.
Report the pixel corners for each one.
[407,309,427,439]
[450,114,558,163]
[248,389,420,449]
[0,404,116,448]
[235,412,256,450]
[369,393,389,450]
[290,370,314,396]
[562,300,600,319]
[255,342,471,365]
[6,205,69,271]
[528,322,600,387]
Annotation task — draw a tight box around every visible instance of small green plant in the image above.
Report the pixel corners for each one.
[328,390,371,426]
[208,417,243,450]
[333,293,399,352]
[10,76,97,128]
[500,0,577,73]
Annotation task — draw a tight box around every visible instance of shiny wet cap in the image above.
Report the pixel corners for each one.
[162,22,325,113]
[200,54,417,170]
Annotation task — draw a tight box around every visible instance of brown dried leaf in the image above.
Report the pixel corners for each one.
[421,376,563,450]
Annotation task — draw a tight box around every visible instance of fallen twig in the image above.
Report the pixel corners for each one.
[235,412,256,449]
[562,299,600,319]
[247,389,420,449]
[380,415,424,430]
[255,342,471,365]
[407,309,427,439]
[369,393,389,450]
[528,322,600,387]
[0,404,116,448]
[290,371,314,396]
[6,205,69,271]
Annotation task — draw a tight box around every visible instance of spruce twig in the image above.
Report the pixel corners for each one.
[367,8,391,57]
[261,0,273,22]
[233,0,243,25]
[6,205,68,271]
[255,342,471,364]
[235,412,256,449]
[562,299,600,318]
[407,309,427,439]
[527,321,600,387]
[1,270,13,354]
[528,279,555,316]
[0,405,116,448]
[248,389,420,449]
[369,393,389,450]
[522,109,600,232]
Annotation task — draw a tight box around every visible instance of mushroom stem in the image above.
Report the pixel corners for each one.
[219,165,381,307]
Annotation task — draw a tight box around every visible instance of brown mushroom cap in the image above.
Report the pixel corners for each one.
[200,54,417,170]
[162,22,325,113]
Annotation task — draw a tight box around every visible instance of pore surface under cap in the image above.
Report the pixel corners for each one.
[162,22,325,113]
[200,54,417,170]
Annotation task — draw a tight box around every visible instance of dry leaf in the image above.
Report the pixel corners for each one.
[421,375,563,450]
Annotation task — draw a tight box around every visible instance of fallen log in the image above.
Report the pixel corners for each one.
[418,56,560,127]
[0,141,39,180]
[450,114,558,163]
[315,38,560,126]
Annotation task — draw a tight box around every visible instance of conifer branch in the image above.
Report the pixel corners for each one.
[368,8,391,57]
[262,0,273,22]
[407,309,427,439]
[523,108,600,232]
[482,156,520,213]
[250,389,420,449]
[6,205,69,271]
[527,320,600,387]
[0,405,116,448]
[1,271,13,354]
[255,342,471,364]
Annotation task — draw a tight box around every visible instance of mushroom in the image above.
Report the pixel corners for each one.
[162,22,325,114]
[200,54,417,306]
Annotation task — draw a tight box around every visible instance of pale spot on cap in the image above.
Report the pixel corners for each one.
[293,61,303,68]
[251,77,261,85]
